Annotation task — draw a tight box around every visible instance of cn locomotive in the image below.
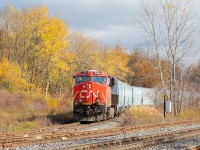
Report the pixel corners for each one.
[73,70,155,122]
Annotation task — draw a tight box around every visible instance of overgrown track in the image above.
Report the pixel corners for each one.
[61,127,200,150]
[0,120,200,149]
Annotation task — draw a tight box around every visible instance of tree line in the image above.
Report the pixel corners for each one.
[0,3,199,115]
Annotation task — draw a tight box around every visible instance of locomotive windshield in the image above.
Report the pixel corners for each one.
[92,76,106,85]
[76,76,90,84]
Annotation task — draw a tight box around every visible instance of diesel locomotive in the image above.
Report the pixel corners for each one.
[73,70,155,122]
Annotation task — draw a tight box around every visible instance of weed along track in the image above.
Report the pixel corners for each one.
[0,120,200,149]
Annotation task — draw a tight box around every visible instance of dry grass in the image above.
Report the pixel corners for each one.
[179,109,200,119]
[121,106,164,126]
[120,106,200,126]
[0,89,73,132]
[0,89,199,132]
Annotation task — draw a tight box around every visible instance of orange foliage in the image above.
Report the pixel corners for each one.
[127,51,160,87]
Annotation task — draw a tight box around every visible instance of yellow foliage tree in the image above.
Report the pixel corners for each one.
[0,5,70,100]
[0,59,30,92]
[68,32,103,72]
[104,46,130,81]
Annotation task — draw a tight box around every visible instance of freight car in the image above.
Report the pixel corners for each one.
[73,70,155,122]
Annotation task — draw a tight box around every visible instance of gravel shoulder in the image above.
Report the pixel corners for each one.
[145,136,200,150]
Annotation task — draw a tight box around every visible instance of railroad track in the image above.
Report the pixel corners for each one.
[0,120,199,148]
[0,118,116,139]
[0,122,80,138]
[0,119,200,149]
[59,127,200,150]
[0,118,119,148]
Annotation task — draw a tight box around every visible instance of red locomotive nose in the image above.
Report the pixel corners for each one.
[74,83,93,105]
[74,81,108,105]
[73,71,108,106]
[73,70,111,122]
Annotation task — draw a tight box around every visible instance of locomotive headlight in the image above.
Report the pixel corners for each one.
[88,84,92,89]
[79,99,82,103]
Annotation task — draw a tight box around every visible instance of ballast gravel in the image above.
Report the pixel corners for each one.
[145,136,200,150]
[11,123,200,150]
[78,120,120,132]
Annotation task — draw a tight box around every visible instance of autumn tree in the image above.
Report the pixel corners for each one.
[104,45,130,82]
[127,50,165,87]
[0,59,29,92]
[0,6,19,60]
[0,6,70,101]
[139,0,199,115]
[67,33,130,82]
[67,32,104,72]
[189,60,200,85]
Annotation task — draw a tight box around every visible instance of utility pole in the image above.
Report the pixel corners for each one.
[163,93,167,119]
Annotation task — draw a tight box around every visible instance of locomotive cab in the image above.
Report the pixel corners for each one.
[73,70,112,121]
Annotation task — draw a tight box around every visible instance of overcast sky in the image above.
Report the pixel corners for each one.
[0,0,200,53]
[0,0,145,51]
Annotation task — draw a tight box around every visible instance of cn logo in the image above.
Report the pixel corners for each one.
[80,90,91,98]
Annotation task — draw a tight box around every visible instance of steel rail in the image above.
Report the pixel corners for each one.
[0,119,200,149]
[58,128,200,150]
[0,118,116,139]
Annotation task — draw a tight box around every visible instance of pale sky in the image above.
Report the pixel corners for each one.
[0,0,200,53]
[0,0,146,51]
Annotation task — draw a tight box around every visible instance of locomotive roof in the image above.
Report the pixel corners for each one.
[74,70,108,76]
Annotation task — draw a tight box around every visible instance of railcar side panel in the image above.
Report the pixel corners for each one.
[118,81,125,106]
[112,79,133,107]
[142,88,155,105]
[111,79,119,105]
[132,86,143,105]
[124,84,132,106]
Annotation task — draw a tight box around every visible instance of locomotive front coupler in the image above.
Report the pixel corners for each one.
[85,106,92,116]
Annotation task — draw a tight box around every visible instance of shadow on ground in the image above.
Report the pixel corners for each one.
[18,112,76,124]
[47,112,75,124]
